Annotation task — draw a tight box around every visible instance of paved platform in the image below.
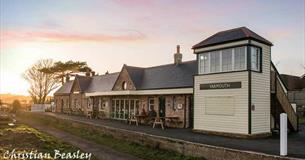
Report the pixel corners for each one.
[43,112,305,159]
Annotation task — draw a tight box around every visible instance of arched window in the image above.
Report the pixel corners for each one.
[122,81,127,90]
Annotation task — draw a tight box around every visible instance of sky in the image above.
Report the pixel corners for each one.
[0,0,304,95]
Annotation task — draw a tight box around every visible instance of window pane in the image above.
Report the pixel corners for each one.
[148,98,154,111]
[222,49,232,72]
[199,53,209,74]
[251,47,260,71]
[203,53,210,73]
[234,47,246,70]
[199,55,204,74]
[210,51,220,73]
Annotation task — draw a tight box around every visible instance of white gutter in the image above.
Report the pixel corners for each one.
[85,88,193,97]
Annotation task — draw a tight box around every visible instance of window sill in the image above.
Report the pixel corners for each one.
[196,70,248,76]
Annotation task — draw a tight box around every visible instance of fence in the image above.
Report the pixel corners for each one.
[31,104,52,112]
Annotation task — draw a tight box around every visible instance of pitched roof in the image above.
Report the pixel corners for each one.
[55,60,197,96]
[86,72,120,92]
[54,81,73,95]
[124,65,144,88]
[75,75,92,92]
[125,60,197,90]
[192,27,273,49]
[281,74,305,91]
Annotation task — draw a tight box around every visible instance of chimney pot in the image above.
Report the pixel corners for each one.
[174,45,182,65]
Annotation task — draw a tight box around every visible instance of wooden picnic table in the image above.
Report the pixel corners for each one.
[152,116,182,129]
[153,117,164,130]
[164,116,180,128]
[129,115,148,126]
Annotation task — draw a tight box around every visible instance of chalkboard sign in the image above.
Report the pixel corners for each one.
[200,82,241,90]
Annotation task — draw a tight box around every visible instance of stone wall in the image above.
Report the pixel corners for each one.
[54,95,69,113]
[164,95,191,128]
[91,96,111,118]
[56,93,192,127]
[70,93,87,115]
[112,67,136,91]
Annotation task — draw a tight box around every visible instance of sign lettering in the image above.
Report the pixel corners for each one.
[200,82,241,90]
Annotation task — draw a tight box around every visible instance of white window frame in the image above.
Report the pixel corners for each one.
[148,98,155,111]
[251,46,261,72]
[198,46,247,74]
[233,46,247,71]
[221,49,233,72]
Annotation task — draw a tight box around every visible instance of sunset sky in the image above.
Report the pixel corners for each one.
[0,0,304,95]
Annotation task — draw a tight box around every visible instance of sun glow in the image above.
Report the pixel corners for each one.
[0,42,53,95]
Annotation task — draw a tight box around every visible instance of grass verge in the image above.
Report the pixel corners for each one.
[0,124,91,159]
[19,112,204,160]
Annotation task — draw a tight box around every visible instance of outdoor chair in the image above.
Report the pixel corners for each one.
[129,115,138,126]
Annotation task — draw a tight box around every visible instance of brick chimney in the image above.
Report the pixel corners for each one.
[174,45,182,65]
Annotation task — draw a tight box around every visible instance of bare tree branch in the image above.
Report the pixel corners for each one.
[23,59,59,104]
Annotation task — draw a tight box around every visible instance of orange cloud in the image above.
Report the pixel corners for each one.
[1,30,146,43]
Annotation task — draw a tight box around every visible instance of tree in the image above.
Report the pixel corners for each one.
[24,59,58,104]
[11,100,21,113]
[40,60,91,84]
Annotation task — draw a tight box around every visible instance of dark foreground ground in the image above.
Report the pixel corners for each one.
[0,124,94,160]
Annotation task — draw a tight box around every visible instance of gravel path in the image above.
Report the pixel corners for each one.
[19,118,142,160]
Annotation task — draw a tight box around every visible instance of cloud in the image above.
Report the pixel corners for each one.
[1,30,146,44]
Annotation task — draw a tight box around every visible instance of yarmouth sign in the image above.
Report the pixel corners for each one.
[200,82,242,90]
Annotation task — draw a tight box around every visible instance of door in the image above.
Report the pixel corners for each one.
[159,96,166,117]
[188,96,194,128]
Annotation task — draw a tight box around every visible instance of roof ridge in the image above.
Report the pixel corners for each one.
[193,26,273,49]
[193,27,246,49]
[240,27,251,37]
[92,72,120,77]
[145,60,196,69]
[217,26,246,34]
[125,65,145,69]
[124,60,196,70]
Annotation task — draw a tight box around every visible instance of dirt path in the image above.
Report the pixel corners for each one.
[19,118,142,160]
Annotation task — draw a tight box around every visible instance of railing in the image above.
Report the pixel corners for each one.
[271,62,298,131]
[275,78,298,131]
